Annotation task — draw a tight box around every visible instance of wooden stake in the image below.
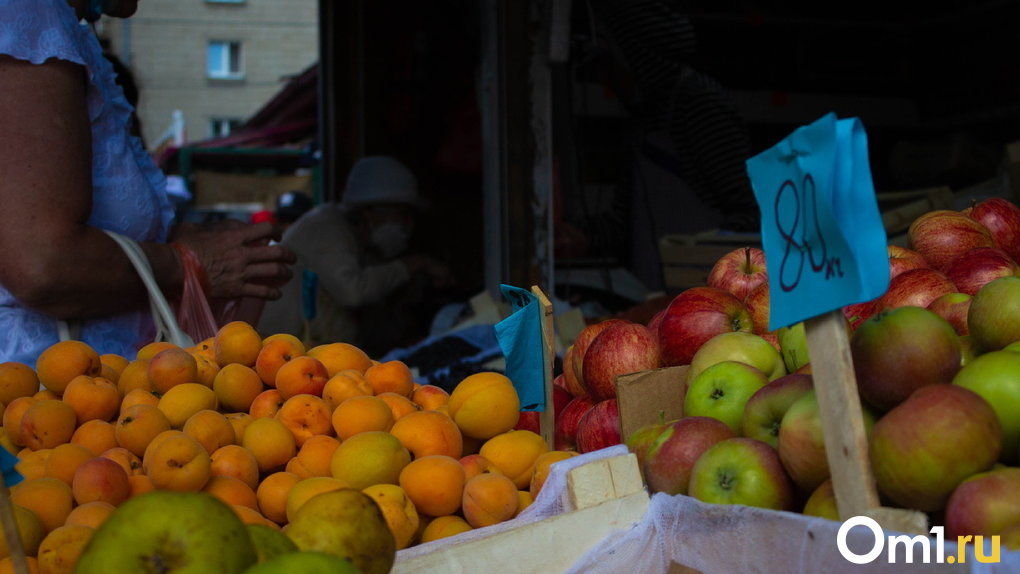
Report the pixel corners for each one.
[0,477,29,574]
[531,286,556,449]
[804,310,927,534]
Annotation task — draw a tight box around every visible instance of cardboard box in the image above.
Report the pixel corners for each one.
[616,366,688,439]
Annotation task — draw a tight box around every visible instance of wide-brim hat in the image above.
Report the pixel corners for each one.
[341,156,429,210]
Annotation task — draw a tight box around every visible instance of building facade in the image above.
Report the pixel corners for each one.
[98,0,319,151]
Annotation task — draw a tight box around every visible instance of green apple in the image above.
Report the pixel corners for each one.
[246,523,297,564]
[283,488,395,574]
[76,491,258,574]
[776,322,809,373]
[741,373,813,448]
[684,360,769,434]
[243,550,364,573]
[802,478,839,521]
[952,349,1020,464]
[969,276,1020,353]
[686,331,786,385]
[687,437,794,510]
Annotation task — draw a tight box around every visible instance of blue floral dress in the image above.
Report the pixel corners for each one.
[0,0,175,365]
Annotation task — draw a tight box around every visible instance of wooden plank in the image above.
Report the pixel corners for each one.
[616,366,687,440]
[531,286,556,449]
[567,453,644,510]
[804,310,928,535]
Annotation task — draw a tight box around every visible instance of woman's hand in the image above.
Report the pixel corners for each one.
[171,220,296,300]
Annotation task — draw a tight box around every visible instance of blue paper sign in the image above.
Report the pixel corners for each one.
[0,449,22,488]
[745,113,889,331]
[494,285,546,411]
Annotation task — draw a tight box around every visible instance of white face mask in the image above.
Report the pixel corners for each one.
[370,222,411,258]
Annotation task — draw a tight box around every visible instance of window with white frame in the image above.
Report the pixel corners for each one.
[209,118,242,138]
[207,41,243,79]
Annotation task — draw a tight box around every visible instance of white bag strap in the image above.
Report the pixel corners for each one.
[102,230,194,348]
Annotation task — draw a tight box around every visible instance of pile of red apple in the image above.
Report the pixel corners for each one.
[551,196,1020,548]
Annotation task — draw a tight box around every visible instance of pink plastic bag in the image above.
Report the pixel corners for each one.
[171,243,220,342]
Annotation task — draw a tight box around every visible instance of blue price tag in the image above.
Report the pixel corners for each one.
[494,284,546,411]
[0,449,22,488]
[745,113,889,331]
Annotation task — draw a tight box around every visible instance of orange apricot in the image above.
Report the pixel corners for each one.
[447,372,521,440]
[255,471,301,525]
[70,419,118,457]
[389,410,463,459]
[213,364,264,413]
[182,409,235,455]
[99,446,143,477]
[19,399,77,451]
[114,403,172,457]
[241,417,296,474]
[398,455,466,517]
[61,375,120,425]
[43,443,95,487]
[0,362,40,405]
[286,434,341,479]
[71,456,131,507]
[461,472,519,529]
[412,385,451,411]
[202,475,259,510]
[64,501,116,529]
[329,431,410,490]
[248,388,285,419]
[478,429,550,489]
[376,392,421,421]
[10,477,74,532]
[147,347,198,394]
[141,430,211,492]
[307,342,372,376]
[321,369,373,411]
[213,321,263,367]
[255,335,305,387]
[2,396,37,448]
[35,340,102,395]
[364,360,414,397]
[274,394,333,448]
[331,395,394,440]
[116,359,152,395]
[210,444,260,491]
[274,356,328,400]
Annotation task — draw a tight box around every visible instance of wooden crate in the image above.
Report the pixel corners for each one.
[658,231,761,293]
[390,452,649,574]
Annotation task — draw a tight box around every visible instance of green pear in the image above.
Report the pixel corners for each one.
[243,550,364,573]
[75,491,258,574]
[245,523,297,563]
[282,488,395,574]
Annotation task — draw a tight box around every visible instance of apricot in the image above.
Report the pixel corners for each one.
[329,430,411,490]
[70,419,118,456]
[99,446,143,477]
[114,403,172,457]
[158,382,218,429]
[116,359,152,395]
[389,410,463,459]
[224,412,253,444]
[0,557,39,574]
[248,388,285,419]
[321,369,373,411]
[147,347,198,394]
[2,396,37,447]
[64,501,116,529]
[182,409,235,455]
[213,321,263,367]
[286,434,340,479]
[61,375,119,425]
[191,352,221,388]
[188,337,216,361]
[459,454,503,481]
[255,470,301,525]
[209,444,260,491]
[36,523,94,574]
[255,335,305,386]
[362,483,419,550]
[307,342,372,376]
[0,362,40,405]
[398,455,466,517]
[331,395,394,440]
[43,443,95,486]
[284,476,350,523]
[202,475,259,510]
[375,392,421,421]
[516,490,534,517]
[231,505,279,530]
[241,417,296,473]
[19,399,77,451]
[412,385,451,411]
[461,472,519,529]
[127,474,155,498]
[15,449,51,481]
[274,394,333,447]
[447,372,521,440]
[10,477,74,532]
[213,364,264,413]
[141,430,211,491]
[71,456,131,507]
[479,429,550,489]
[274,356,328,400]
[135,341,179,361]
[419,515,472,543]
[35,340,102,394]
[0,503,45,559]
[529,450,578,498]
[364,360,415,397]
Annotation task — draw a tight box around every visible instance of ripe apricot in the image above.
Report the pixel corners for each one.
[255,335,305,386]
[191,353,221,388]
[213,364,264,413]
[157,382,218,429]
[118,388,159,413]
[0,556,40,574]
[210,444,260,491]
[389,410,463,459]
[275,394,333,447]
[15,449,51,481]
[459,454,503,481]
[284,476,350,523]
[202,475,259,510]
[248,388,285,419]
[36,523,94,574]
[447,372,521,440]
[99,446,143,477]
[241,417,296,473]
[127,474,155,498]
[213,321,263,367]
[71,456,131,507]
[188,337,216,361]
[182,409,235,455]
[224,412,253,444]
[376,392,421,421]
[478,429,550,489]
[331,395,394,440]
[362,483,419,550]
[43,443,95,486]
[516,490,534,517]
[70,419,118,457]
[364,360,414,397]
[274,356,328,400]
[419,515,472,543]
[329,430,411,490]
[64,501,116,529]
[19,399,77,451]
[10,477,74,532]
[35,340,102,394]
[61,375,120,425]
[141,430,211,492]
[116,359,152,395]
[412,385,451,411]
[321,369,373,411]
[399,455,466,517]
[114,403,172,457]
[255,470,301,525]
[135,341,179,361]
[529,450,578,498]
[286,434,341,479]
[147,347,198,394]
[231,505,279,530]
[2,396,37,447]
[461,472,519,529]
[0,362,40,405]
[307,342,372,376]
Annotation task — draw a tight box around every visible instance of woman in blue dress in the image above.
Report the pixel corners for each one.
[0,0,295,365]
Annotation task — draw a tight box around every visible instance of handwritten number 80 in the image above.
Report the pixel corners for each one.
[774,174,843,292]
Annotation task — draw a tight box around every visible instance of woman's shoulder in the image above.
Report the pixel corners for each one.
[0,0,90,66]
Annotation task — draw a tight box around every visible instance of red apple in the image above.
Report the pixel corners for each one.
[552,378,572,419]
[554,395,596,451]
[707,246,768,302]
[876,267,957,311]
[851,306,962,412]
[945,467,1020,539]
[908,209,996,272]
[575,398,621,453]
[643,416,734,496]
[657,286,753,367]
[572,319,628,388]
[842,299,880,331]
[625,420,671,480]
[647,308,666,334]
[969,276,1020,353]
[944,246,1019,296]
[966,197,1020,262]
[560,345,589,398]
[741,373,813,448]
[887,244,930,280]
[871,384,1002,512]
[582,321,661,401]
[926,292,972,336]
[743,281,771,335]
[514,411,540,433]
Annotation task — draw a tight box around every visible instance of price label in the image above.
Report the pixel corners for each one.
[745,113,889,331]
